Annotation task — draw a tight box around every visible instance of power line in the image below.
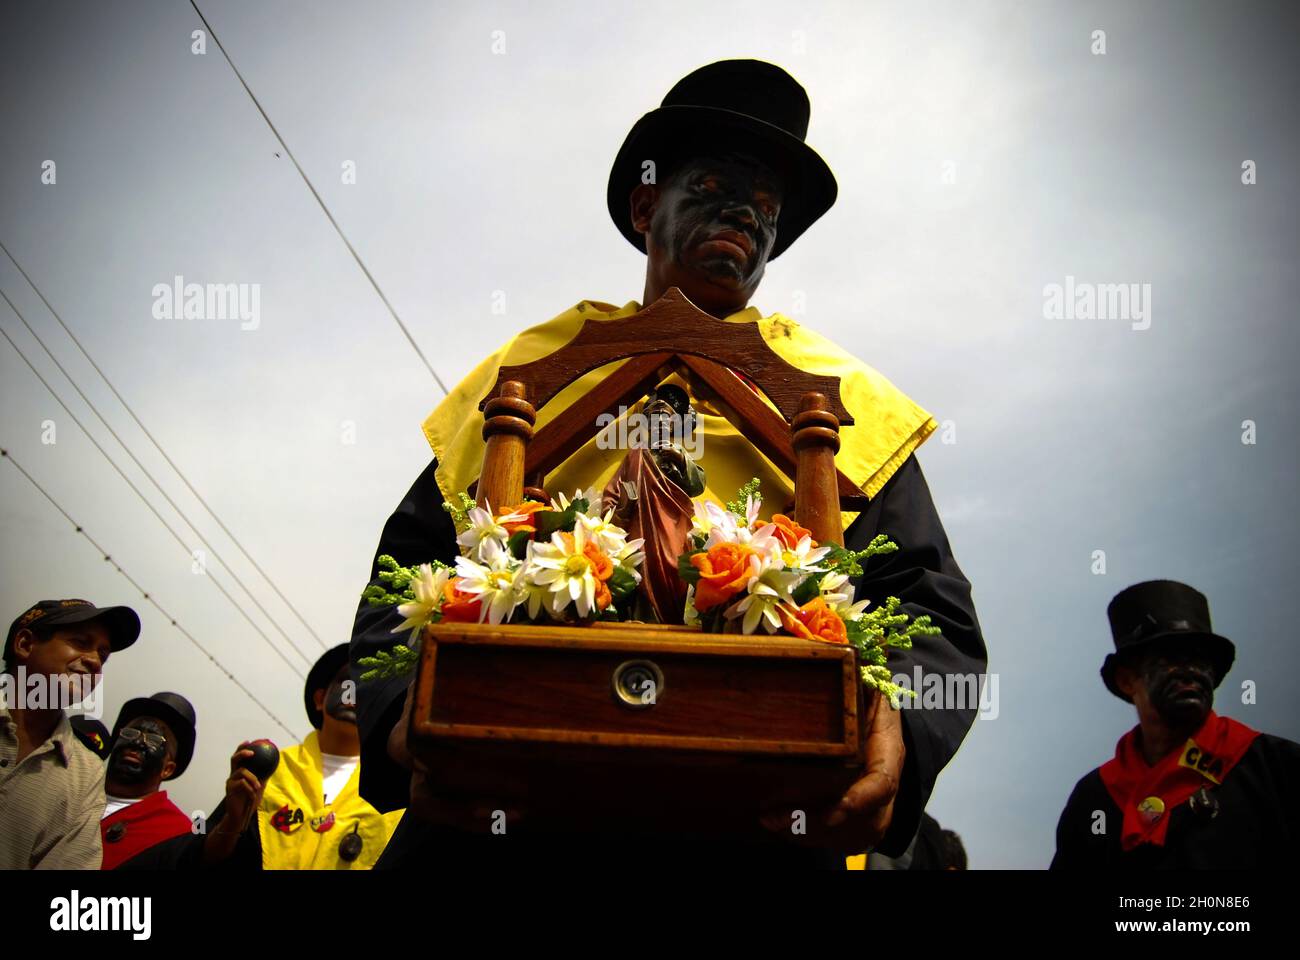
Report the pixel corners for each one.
[0,240,328,651]
[0,280,320,664]
[0,309,308,678]
[0,446,298,740]
[188,0,450,396]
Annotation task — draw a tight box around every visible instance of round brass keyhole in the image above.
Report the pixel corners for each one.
[612,659,664,710]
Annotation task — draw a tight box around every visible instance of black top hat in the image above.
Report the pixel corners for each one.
[305,644,350,730]
[606,59,838,262]
[1101,580,1236,702]
[6,599,141,664]
[112,692,197,780]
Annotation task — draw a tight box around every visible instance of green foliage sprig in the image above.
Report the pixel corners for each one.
[726,477,763,517]
[441,492,477,534]
[357,642,420,682]
[361,555,452,608]
[846,596,942,706]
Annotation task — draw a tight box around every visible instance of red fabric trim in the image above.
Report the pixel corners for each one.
[100,790,193,870]
[1099,711,1259,851]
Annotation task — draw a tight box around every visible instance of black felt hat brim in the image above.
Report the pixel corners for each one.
[305,644,351,730]
[1101,631,1237,702]
[607,104,838,262]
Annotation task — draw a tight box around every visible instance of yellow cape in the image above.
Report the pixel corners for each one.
[422,299,937,530]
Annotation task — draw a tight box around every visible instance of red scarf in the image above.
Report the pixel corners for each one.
[100,790,193,869]
[1100,710,1259,851]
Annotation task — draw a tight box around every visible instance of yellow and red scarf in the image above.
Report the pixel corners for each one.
[1099,711,1259,850]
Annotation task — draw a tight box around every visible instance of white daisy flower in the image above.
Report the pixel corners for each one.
[391,563,452,641]
[456,504,511,562]
[612,537,646,584]
[724,564,801,634]
[551,486,604,514]
[529,522,607,618]
[576,506,630,556]
[810,570,872,621]
[453,537,525,625]
[767,534,832,574]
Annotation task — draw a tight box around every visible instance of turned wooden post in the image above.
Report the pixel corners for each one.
[478,380,534,513]
[792,391,844,547]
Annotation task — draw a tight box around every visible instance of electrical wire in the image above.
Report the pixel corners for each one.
[0,312,309,677]
[0,240,328,651]
[1,446,298,740]
[188,0,449,395]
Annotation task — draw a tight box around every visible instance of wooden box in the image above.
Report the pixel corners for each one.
[409,620,868,835]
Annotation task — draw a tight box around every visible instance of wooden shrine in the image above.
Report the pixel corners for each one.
[406,287,873,835]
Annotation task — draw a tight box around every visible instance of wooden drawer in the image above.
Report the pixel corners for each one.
[408,621,868,833]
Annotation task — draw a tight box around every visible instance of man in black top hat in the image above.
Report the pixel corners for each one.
[99,692,197,869]
[352,59,987,867]
[1051,580,1300,868]
[1,598,140,868]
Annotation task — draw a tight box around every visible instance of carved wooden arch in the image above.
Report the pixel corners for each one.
[478,286,855,426]
[470,288,871,539]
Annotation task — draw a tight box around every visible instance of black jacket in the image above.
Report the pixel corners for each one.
[349,453,987,860]
[1050,732,1300,869]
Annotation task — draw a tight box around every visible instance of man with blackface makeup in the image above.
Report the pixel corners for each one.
[118,644,402,870]
[99,692,197,869]
[1051,580,1300,869]
[351,59,987,868]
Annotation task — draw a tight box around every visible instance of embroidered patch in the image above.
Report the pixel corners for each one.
[311,811,336,833]
[1178,740,1226,784]
[271,804,304,834]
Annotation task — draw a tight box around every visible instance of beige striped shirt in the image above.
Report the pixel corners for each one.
[0,703,105,869]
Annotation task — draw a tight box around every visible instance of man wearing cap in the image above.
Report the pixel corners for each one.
[248,644,403,869]
[121,644,402,870]
[1051,580,1300,869]
[352,59,987,867]
[0,598,139,869]
[99,692,198,869]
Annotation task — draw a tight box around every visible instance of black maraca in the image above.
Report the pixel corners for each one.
[236,739,280,781]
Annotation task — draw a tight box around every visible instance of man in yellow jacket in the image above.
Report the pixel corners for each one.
[118,644,403,870]
[254,644,403,869]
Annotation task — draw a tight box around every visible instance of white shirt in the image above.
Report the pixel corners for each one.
[102,793,142,820]
[319,752,359,806]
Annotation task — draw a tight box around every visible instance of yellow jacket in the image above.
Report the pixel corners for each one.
[257,731,404,870]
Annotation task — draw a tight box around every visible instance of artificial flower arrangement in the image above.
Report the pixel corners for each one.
[358,488,644,679]
[676,479,938,705]
[359,479,939,706]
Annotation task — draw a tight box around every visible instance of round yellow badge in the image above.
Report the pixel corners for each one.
[1138,796,1166,826]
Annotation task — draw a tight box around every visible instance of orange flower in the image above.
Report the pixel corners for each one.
[778,596,848,645]
[594,578,612,611]
[439,577,484,623]
[771,513,814,550]
[496,500,549,537]
[689,542,758,611]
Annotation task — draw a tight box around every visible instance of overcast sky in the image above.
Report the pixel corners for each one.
[2,0,1296,868]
